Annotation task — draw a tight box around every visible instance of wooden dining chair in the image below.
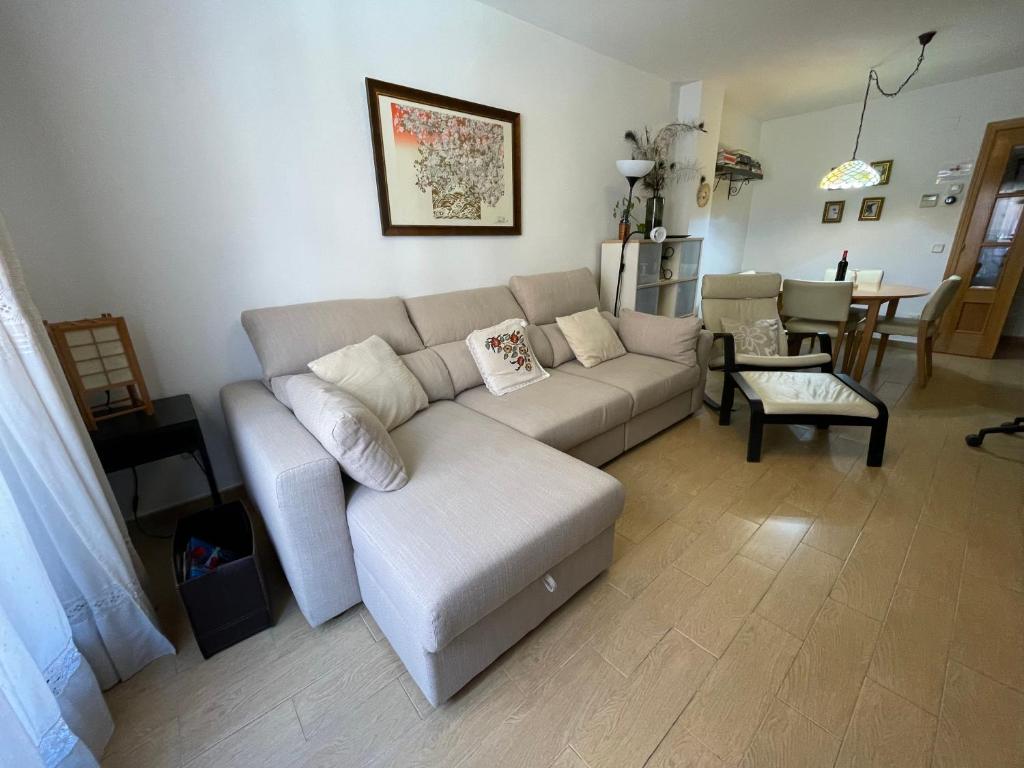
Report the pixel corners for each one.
[857,276,962,386]
[823,268,884,370]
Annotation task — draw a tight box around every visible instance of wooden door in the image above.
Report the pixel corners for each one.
[936,118,1024,357]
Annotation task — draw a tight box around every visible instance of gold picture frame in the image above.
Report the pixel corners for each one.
[859,196,885,221]
[870,159,893,185]
[822,200,845,223]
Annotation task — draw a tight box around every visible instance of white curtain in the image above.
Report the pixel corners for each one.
[0,212,174,767]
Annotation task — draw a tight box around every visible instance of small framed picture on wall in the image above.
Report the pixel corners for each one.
[859,196,885,221]
[870,160,893,185]
[822,200,845,223]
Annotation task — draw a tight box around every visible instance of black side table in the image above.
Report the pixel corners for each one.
[91,394,222,532]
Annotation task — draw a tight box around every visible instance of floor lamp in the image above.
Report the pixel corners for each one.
[614,159,659,316]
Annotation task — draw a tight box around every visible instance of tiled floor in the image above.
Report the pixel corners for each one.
[103,344,1024,767]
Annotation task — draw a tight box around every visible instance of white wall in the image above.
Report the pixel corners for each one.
[741,66,1024,319]
[703,102,762,276]
[0,0,672,513]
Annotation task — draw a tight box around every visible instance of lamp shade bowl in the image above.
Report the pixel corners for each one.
[617,159,655,179]
[820,160,881,190]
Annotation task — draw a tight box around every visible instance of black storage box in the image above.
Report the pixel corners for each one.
[173,500,272,658]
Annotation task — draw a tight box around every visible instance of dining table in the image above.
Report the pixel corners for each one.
[847,283,930,380]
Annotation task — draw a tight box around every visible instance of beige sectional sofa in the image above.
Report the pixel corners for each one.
[221,268,712,705]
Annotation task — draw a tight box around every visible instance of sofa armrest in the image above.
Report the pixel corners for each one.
[696,328,714,370]
[220,381,360,626]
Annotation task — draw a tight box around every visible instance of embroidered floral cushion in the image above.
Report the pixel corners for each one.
[720,317,781,356]
[466,318,549,396]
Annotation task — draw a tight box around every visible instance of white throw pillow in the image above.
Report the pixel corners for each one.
[287,374,407,491]
[555,307,626,368]
[720,317,781,356]
[466,318,549,396]
[308,335,427,430]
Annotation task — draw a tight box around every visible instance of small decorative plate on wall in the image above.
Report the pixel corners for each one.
[696,177,711,208]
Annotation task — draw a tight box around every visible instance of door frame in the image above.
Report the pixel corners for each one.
[936,116,1024,357]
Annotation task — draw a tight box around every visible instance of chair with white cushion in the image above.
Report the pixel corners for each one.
[823,268,884,369]
[700,272,834,424]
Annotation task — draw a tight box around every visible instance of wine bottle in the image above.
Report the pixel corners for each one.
[835,250,849,281]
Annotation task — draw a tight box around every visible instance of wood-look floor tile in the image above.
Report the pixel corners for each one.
[609,521,698,598]
[678,615,802,763]
[933,662,1024,768]
[288,680,420,768]
[676,513,759,584]
[898,524,966,602]
[738,506,813,571]
[360,607,385,642]
[549,748,589,768]
[779,598,880,734]
[101,719,179,768]
[671,463,766,532]
[964,512,1024,593]
[801,463,886,559]
[617,472,691,543]
[364,670,523,768]
[756,544,843,639]
[677,556,776,656]
[184,700,305,768]
[398,671,434,719]
[727,467,801,526]
[274,620,403,740]
[645,724,724,768]
[573,630,715,768]
[614,532,636,563]
[830,510,916,620]
[460,648,624,768]
[784,437,861,514]
[920,443,980,535]
[594,566,705,675]
[951,574,1024,692]
[835,677,936,768]
[500,580,629,692]
[867,585,955,714]
[737,699,840,768]
[102,654,181,758]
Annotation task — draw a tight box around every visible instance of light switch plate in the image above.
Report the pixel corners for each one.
[921,194,939,208]
[949,183,964,194]
[931,244,945,253]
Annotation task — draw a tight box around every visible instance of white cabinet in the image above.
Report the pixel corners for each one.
[599,237,702,317]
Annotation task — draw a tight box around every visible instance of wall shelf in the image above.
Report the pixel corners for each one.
[714,163,763,199]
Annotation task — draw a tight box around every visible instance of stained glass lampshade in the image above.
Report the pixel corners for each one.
[819,159,881,190]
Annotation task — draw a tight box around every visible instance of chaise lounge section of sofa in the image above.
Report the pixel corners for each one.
[221,268,712,704]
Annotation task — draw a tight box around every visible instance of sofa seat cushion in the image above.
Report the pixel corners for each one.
[455,370,632,451]
[346,401,623,653]
[557,353,700,417]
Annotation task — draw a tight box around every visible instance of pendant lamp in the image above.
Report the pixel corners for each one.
[820,31,935,190]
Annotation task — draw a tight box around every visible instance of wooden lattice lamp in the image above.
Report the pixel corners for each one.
[46,314,154,430]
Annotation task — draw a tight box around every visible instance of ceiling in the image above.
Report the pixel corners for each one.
[477,0,1024,120]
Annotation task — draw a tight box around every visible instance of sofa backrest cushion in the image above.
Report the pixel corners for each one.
[242,297,424,379]
[404,285,527,396]
[509,268,600,325]
[404,285,526,346]
[400,349,455,402]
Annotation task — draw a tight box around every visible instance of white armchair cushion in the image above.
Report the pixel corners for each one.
[555,307,626,368]
[308,335,427,430]
[287,374,408,491]
[720,317,781,356]
[465,318,549,396]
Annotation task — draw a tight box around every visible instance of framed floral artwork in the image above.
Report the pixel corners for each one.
[822,200,845,223]
[366,78,521,236]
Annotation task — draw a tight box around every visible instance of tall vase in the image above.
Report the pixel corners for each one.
[644,196,665,234]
